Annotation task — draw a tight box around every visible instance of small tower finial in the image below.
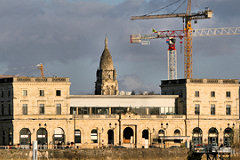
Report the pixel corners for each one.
[105,34,108,49]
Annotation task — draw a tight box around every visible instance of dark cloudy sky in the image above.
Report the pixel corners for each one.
[0,0,239,94]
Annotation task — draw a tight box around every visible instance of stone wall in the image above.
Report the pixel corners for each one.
[0,148,188,160]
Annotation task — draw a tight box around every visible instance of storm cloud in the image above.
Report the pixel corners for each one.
[0,0,239,94]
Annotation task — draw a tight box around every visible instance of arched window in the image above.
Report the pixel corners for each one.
[37,128,48,149]
[158,130,165,137]
[174,129,181,136]
[91,129,98,143]
[53,128,65,145]
[192,127,202,145]
[20,128,31,145]
[208,127,218,145]
[224,128,233,147]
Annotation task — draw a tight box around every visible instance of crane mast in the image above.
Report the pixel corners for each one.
[184,0,192,78]
[37,63,45,78]
[167,38,177,80]
[131,0,212,79]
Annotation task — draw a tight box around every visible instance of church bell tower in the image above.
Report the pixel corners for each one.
[95,36,119,95]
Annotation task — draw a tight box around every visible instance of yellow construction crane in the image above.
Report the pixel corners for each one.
[131,0,212,79]
[37,63,45,78]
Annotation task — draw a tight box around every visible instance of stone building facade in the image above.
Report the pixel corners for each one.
[161,79,239,146]
[0,39,239,149]
[0,76,71,148]
[0,75,186,148]
[70,95,185,148]
[0,76,238,149]
[95,37,119,95]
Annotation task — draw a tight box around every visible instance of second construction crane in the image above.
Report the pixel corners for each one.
[131,27,240,80]
[131,0,213,79]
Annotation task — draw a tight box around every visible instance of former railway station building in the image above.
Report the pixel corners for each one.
[0,37,238,149]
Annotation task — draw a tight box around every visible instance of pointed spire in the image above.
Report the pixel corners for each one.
[105,34,108,49]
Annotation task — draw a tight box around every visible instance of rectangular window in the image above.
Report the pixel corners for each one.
[160,107,165,114]
[78,107,89,115]
[211,104,215,115]
[8,90,10,97]
[22,104,28,115]
[40,90,44,96]
[131,107,147,115]
[149,107,160,115]
[195,91,199,97]
[56,90,61,96]
[70,107,77,114]
[226,105,231,115]
[39,104,45,115]
[1,104,4,115]
[179,92,183,97]
[5,105,8,116]
[56,104,61,115]
[195,104,200,115]
[111,107,128,114]
[211,91,215,97]
[226,91,231,98]
[22,90,27,96]
[8,104,11,115]
[1,91,4,97]
[92,107,109,115]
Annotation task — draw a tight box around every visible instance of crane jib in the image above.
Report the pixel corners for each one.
[131,10,212,21]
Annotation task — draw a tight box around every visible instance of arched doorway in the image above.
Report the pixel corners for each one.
[53,128,65,147]
[20,128,31,149]
[224,128,233,147]
[107,129,114,145]
[208,128,218,145]
[158,129,165,144]
[174,129,181,144]
[37,128,48,149]
[142,130,149,139]
[192,127,202,145]
[123,127,133,143]
[142,129,149,148]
